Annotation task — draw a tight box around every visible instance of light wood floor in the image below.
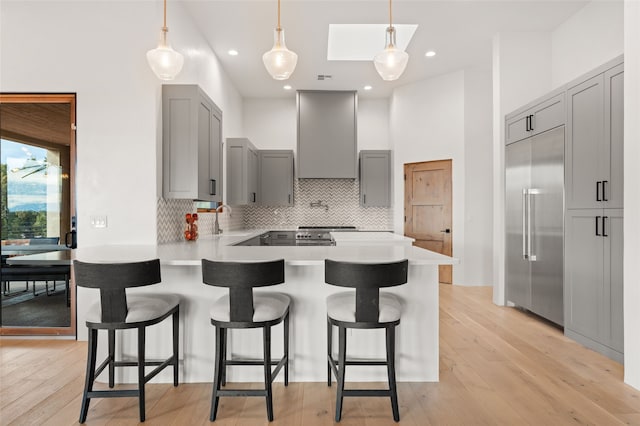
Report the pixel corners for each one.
[2,285,639,425]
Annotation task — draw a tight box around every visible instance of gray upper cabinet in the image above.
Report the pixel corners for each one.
[506,93,565,145]
[359,150,391,207]
[259,150,294,206]
[227,138,259,205]
[162,85,223,202]
[297,90,357,178]
[566,61,624,209]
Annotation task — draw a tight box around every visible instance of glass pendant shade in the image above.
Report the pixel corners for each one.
[147,30,184,81]
[262,28,298,80]
[374,26,409,81]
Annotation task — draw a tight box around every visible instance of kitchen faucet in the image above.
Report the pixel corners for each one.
[213,204,232,235]
[310,200,329,211]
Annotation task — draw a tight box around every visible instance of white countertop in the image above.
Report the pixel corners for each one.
[70,230,456,266]
[331,231,415,246]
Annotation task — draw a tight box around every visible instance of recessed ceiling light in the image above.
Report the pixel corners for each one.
[228,49,239,56]
[283,85,292,90]
[425,50,436,58]
[363,85,373,91]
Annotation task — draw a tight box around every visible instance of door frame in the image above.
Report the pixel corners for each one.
[0,93,76,336]
[404,159,453,284]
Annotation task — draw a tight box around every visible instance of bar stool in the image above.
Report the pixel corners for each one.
[325,259,408,422]
[73,259,180,423]
[201,259,290,422]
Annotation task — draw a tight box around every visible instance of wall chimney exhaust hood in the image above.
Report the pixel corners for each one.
[296,90,357,179]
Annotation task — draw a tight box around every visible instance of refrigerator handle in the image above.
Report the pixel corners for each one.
[522,189,528,259]
[603,216,608,237]
[596,216,601,236]
[596,181,602,201]
[528,189,536,261]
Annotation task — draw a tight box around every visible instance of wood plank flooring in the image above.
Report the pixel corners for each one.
[1,285,639,425]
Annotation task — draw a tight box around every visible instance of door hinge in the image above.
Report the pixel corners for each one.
[404,215,406,222]
[404,174,406,180]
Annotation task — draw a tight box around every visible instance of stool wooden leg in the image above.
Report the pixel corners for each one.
[284,311,289,386]
[335,326,347,422]
[210,326,224,421]
[327,319,332,386]
[108,330,115,388]
[386,326,399,422]
[137,327,146,422]
[79,328,98,423]
[263,326,274,421]
[173,308,179,387]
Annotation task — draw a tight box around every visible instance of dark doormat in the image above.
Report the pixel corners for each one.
[1,291,70,327]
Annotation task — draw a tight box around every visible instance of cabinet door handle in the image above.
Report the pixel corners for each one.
[210,179,216,196]
[525,115,530,132]
[529,114,534,131]
[595,216,601,236]
[596,181,602,201]
[363,194,366,204]
[288,194,291,204]
[252,192,256,203]
[603,216,608,237]
[602,180,608,201]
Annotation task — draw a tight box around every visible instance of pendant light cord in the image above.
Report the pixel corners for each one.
[277,0,281,31]
[162,0,168,32]
[389,0,393,27]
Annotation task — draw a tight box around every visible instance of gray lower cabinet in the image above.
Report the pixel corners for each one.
[505,93,565,145]
[359,150,390,207]
[566,62,624,209]
[259,150,293,206]
[162,84,223,202]
[297,90,357,178]
[227,138,258,205]
[564,209,623,361]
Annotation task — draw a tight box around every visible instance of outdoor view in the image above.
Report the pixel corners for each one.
[1,139,63,240]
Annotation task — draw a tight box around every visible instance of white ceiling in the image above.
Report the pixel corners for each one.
[182,0,588,99]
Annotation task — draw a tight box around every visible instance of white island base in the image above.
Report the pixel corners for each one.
[75,234,453,384]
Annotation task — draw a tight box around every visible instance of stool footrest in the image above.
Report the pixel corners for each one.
[217,389,268,397]
[342,389,392,397]
[225,359,280,366]
[87,389,139,398]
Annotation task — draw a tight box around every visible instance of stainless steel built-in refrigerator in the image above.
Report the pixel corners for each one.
[506,126,564,325]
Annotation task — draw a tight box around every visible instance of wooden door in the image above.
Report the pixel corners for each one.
[404,160,453,283]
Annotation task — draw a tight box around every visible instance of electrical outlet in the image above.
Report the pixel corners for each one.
[90,215,107,228]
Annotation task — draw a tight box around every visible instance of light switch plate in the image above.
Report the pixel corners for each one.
[90,215,107,228]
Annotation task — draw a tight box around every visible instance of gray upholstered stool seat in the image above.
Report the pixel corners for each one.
[327,292,401,324]
[210,293,290,323]
[86,294,180,327]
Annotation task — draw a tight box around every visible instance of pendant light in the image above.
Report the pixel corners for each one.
[147,0,184,81]
[373,0,409,81]
[262,0,298,80]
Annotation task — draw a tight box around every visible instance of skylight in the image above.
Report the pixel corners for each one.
[327,24,418,61]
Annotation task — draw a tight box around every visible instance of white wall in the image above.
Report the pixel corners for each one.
[464,64,494,286]
[242,97,390,152]
[390,71,466,283]
[0,1,243,248]
[491,32,552,304]
[552,1,624,88]
[624,0,640,391]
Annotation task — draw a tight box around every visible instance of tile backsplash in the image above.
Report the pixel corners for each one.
[157,179,393,242]
[243,179,393,230]
[157,198,244,243]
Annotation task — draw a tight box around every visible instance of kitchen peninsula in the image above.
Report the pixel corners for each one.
[71,231,456,384]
